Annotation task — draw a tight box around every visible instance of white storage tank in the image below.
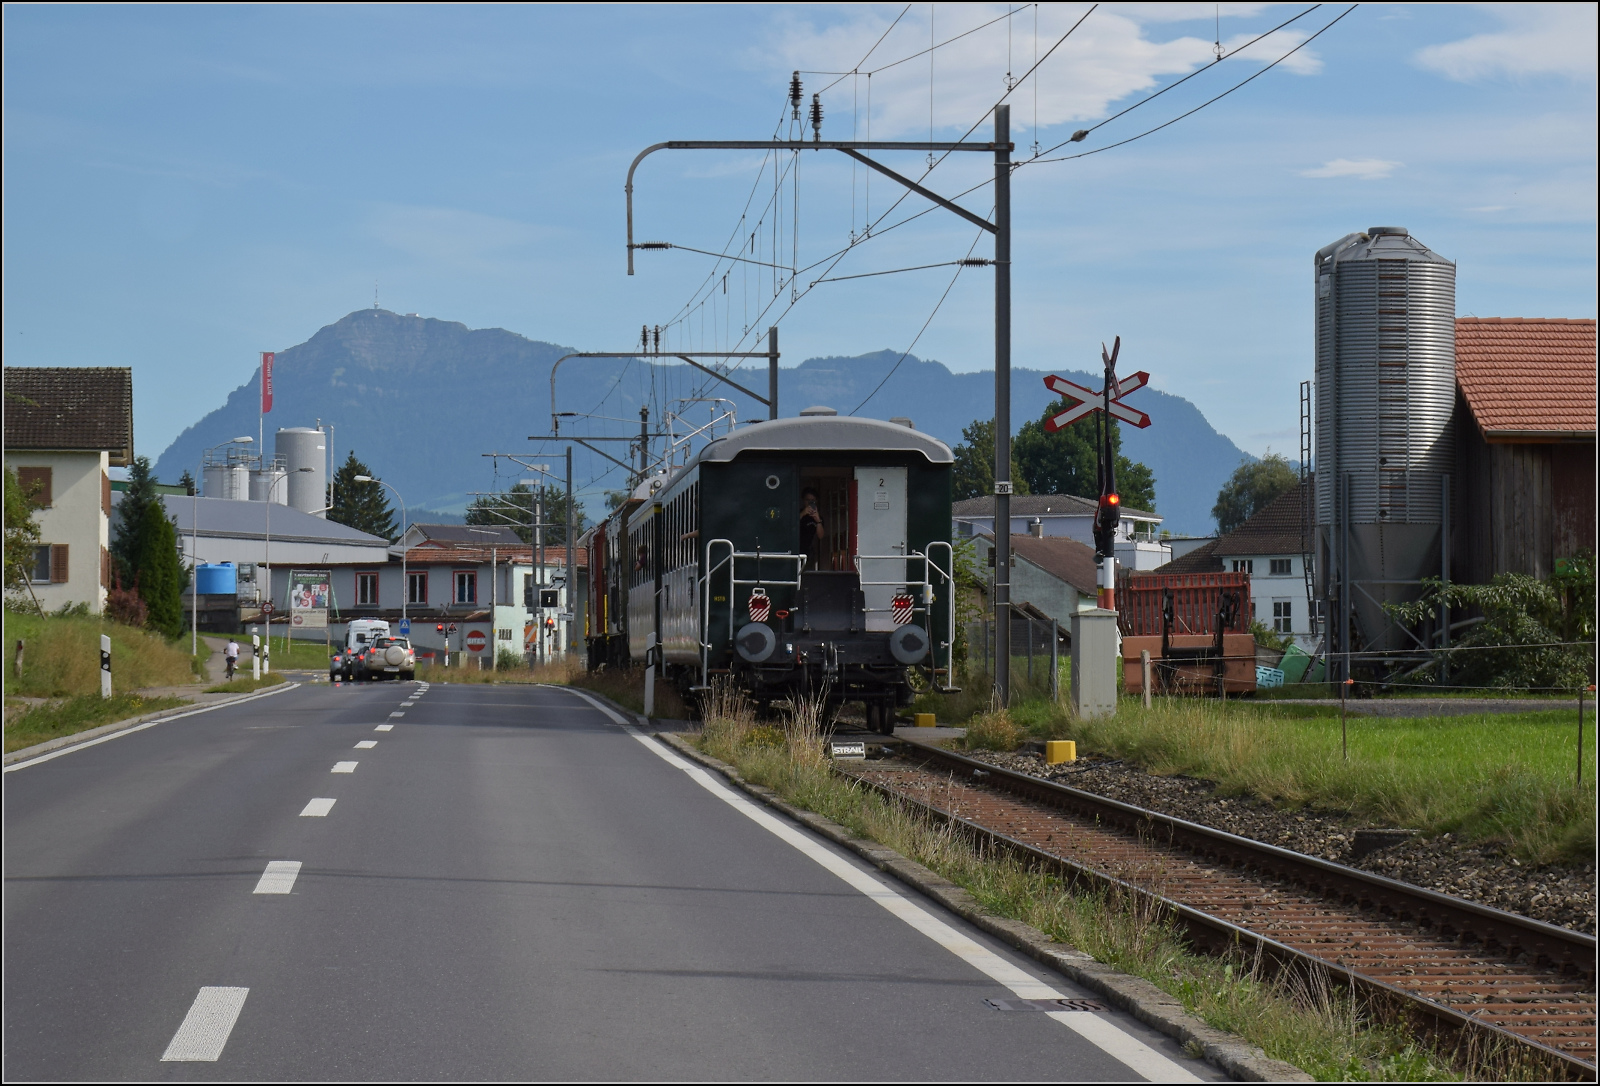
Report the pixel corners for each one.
[275,427,327,517]
[249,460,288,504]
[202,461,250,501]
[1314,226,1456,654]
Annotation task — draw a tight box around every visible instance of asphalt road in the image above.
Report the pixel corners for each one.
[5,678,1223,1081]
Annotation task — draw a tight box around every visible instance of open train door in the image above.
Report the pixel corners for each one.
[853,466,907,632]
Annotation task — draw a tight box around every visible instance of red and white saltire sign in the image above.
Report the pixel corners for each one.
[261,352,275,414]
[1041,371,1151,431]
[891,593,915,625]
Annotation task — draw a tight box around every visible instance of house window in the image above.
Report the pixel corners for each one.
[30,544,67,583]
[1231,559,1253,574]
[407,571,428,605]
[1273,600,1293,634]
[356,572,379,606]
[1269,558,1292,576]
[454,570,477,604]
[497,628,513,641]
[16,467,52,508]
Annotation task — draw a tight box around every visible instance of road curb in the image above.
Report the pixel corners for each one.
[4,681,299,768]
[657,731,1311,1084]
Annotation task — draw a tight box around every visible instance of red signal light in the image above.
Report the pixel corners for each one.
[1107,493,1120,506]
[436,624,444,631]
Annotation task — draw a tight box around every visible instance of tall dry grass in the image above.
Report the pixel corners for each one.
[5,607,197,696]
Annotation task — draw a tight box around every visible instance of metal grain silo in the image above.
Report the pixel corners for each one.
[1313,227,1455,659]
[275,427,327,517]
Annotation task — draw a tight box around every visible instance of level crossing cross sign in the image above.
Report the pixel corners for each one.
[1041,371,1152,431]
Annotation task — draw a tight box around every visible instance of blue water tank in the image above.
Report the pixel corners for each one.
[196,562,237,595]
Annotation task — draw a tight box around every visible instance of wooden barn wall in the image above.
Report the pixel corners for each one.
[1490,442,1554,578]
[1453,402,1494,585]
[1551,442,1596,562]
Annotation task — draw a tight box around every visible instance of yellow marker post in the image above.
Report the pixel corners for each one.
[914,712,937,728]
[1045,740,1076,764]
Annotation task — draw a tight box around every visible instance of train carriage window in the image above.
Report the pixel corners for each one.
[799,469,854,570]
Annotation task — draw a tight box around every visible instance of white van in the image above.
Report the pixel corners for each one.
[331,619,392,681]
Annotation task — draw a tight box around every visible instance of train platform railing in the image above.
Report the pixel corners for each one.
[855,542,958,691]
[699,539,805,687]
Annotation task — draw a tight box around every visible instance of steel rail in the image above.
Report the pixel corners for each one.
[859,739,1597,1079]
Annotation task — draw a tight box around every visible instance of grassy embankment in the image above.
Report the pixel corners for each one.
[917,677,1596,865]
[204,673,288,695]
[686,690,1499,1082]
[3,607,201,753]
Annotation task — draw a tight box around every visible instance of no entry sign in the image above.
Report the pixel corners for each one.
[466,630,488,653]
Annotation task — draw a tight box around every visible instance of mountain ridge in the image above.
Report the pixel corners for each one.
[153,309,1249,534]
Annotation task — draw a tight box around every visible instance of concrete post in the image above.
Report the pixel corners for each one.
[100,635,112,699]
[1070,608,1119,720]
[1141,650,1152,709]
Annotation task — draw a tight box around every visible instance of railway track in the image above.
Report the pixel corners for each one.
[840,740,1597,1079]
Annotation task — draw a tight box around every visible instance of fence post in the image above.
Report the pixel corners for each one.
[1050,620,1060,703]
[100,635,112,699]
[1141,650,1152,710]
[1580,685,1588,787]
[1027,617,1034,686]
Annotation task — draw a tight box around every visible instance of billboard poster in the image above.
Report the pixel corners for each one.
[261,351,275,413]
[289,569,330,628]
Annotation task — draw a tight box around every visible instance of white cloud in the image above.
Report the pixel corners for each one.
[1299,157,1402,180]
[757,3,1324,140]
[1415,4,1598,82]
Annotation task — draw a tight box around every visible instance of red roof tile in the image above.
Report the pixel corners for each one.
[1456,318,1596,439]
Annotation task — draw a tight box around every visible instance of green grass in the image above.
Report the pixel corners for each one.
[5,692,189,753]
[1066,699,1596,864]
[259,636,342,670]
[687,693,1491,1081]
[4,607,199,696]
[204,673,288,695]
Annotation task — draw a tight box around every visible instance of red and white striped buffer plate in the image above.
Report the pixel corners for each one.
[748,590,771,623]
[891,594,915,625]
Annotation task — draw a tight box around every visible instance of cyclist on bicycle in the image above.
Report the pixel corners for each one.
[224,639,240,681]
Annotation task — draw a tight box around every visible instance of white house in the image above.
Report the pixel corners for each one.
[953,493,1171,570]
[4,367,133,614]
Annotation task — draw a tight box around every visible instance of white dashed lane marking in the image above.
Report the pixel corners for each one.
[375,724,393,732]
[355,740,377,749]
[299,798,336,817]
[160,987,249,1062]
[332,761,358,774]
[389,712,405,718]
[252,861,302,894]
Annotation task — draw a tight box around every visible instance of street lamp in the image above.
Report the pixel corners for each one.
[194,436,253,655]
[353,476,407,626]
[264,467,314,665]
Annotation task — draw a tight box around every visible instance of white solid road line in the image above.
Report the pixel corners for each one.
[561,690,1202,1084]
[4,682,301,773]
[299,798,337,817]
[253,860,302,894]
[355,740,378,749]
[332,761,358,773]
[160,986,249,1062]
[375,724,394,732]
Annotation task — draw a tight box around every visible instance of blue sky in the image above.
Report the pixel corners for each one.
[4,3,1595,463]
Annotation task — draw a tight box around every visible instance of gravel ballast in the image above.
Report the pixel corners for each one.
[965,749,1596,936]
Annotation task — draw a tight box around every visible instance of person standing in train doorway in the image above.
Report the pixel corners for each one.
[799,488,826,570]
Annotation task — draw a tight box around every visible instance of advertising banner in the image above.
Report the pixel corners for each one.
[261,351,275,413]
[289,569,330,628]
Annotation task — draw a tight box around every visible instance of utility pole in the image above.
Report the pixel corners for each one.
[638,407,650,483]
[992,105,1012,707]
[536,484,546,668]
[624,101,1012,699]
[565,446,575,659]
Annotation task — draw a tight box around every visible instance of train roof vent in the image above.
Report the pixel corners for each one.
[798,405,838,416]
[888,417,915,429]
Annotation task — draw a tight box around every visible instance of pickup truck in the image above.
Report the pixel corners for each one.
[348,636,416,682]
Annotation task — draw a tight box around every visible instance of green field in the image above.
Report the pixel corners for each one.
[5,692,189,754]
[1053,698,1596,864]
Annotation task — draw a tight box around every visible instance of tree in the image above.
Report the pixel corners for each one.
[328,452,398,541]
[133,507,187,638]
[466,482,588,546]
[950,417,1028,501]
[177,469,197,496]
[4,467,43,595]
[1009,401,1158,512]
[1212,453,1298,534]
[111,455,160,584]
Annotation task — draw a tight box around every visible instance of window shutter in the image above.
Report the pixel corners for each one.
[17,467,52,507]
[50,544,69,584]
[102,546,111,588]
[102,473,112,516]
